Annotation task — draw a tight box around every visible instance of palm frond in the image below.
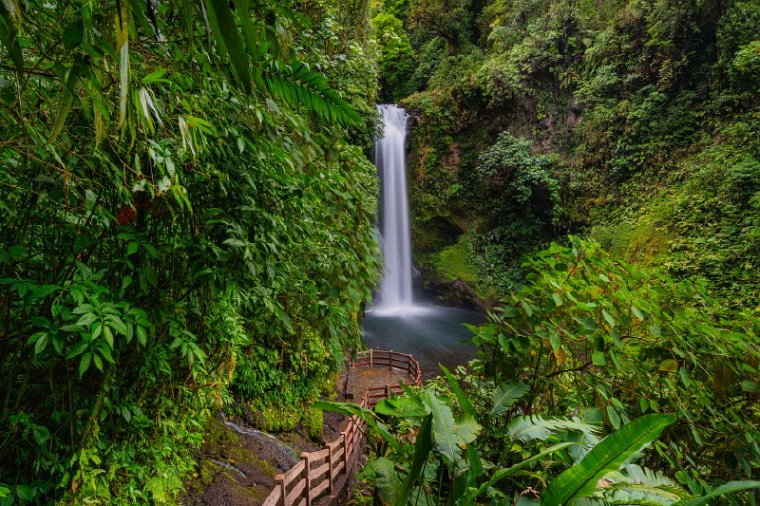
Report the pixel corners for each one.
[261,60,361,127]
[600,486,688,506]
[508,414,601,461]
[614,465,682,490]
[594,465,691,505]
[490,381,529,416]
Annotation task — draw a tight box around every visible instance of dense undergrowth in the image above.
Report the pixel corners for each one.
[320,238,759,504]
[0,0,380,503]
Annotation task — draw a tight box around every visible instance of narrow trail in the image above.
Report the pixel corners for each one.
[182,350,422,506]
[261,350,423,506]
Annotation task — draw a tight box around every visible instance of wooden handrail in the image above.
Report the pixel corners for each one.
[261,349,422,505]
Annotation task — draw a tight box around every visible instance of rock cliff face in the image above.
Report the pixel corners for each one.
[402,78,582,302]
[417,265,494,312]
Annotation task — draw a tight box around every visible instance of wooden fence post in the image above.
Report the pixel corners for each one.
[389,350,393,370]
[301,452,311,506]
[275,474,285,506]
[369,349,373,367]
[340,430,349,474]
[328,443,334,496]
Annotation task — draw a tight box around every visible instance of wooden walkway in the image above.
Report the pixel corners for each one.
[261,350,422,506]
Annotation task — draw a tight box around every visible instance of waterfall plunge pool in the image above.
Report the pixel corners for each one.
[362,303,484,380]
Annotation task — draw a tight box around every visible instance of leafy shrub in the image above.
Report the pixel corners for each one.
[472,237,760,482]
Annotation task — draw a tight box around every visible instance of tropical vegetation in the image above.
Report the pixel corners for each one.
[1,0,758,503]
[1,0,379,503]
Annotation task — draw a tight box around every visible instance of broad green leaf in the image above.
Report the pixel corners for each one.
[48,84,76,142]
[372,457,402,505]
[659,359,678,372]
[93,353,103,372]
[204,0,251,92]
[66,341,89,359]
[34,334,48,354]
[424,390,459,463]
[79,353,92,377]
[374,395,427,419]
[136,326,147,346]
[607,406,621,429]
[394,414,432,506]
[142,68,169,84]
[75,313,98,327]
[15,484,34,501]
[602,309,616,328]
[423,391,481,464]
[679,367,693,389]
[62,20,83,49]
[541,414,676,506]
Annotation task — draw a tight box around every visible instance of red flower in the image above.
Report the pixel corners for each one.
[116,206,137,226]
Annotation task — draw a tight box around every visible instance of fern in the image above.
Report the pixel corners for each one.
[595,465,691,505]
[613,465,683,490]
[261,60,361,127]
[508,415,601,462]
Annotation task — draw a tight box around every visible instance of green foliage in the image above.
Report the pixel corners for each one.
[407,0,474,50]
[319,370,760,504]
[469,133,561,292]
[471,237,760,483]
[0,0,380,503]
[373,13,416,101]
[592,127,760,308]
[716,2,760,95]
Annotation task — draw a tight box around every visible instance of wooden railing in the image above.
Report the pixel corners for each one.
[261,350,422,506]
[352,349,423,388]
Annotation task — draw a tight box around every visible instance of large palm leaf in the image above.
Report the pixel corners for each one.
[540,414,676,506]
[509,414,601,462]
[261,61,361,126]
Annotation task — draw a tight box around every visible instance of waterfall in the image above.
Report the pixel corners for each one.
[375,105,413,310]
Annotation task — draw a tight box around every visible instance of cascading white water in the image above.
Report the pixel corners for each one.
[375,105,414,310]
